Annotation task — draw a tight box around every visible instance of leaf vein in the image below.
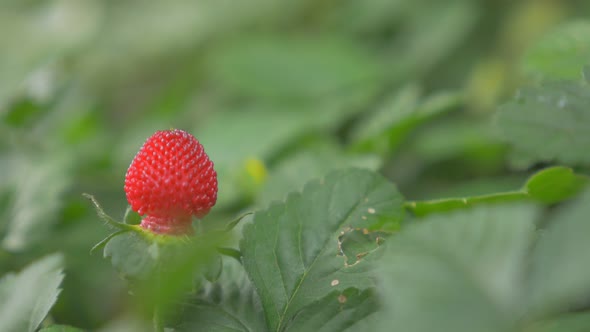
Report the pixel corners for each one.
[275,179,374,331]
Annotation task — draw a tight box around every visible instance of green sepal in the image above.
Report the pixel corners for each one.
[82,193,137,232]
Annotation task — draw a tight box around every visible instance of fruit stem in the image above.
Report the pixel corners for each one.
[152,260,166,332]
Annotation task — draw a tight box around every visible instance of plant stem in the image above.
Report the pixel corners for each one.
[405,190,527,217]
[154,263,165,332]
[153,305,164,332]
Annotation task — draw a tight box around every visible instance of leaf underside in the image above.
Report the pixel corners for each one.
[0,254,65,332]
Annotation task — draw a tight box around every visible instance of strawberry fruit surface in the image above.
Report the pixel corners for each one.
[124,129,217,235]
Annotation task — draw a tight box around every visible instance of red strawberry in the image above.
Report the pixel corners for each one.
[124,129,217,235]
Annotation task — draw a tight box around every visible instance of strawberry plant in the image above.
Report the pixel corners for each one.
[2,2,590,332]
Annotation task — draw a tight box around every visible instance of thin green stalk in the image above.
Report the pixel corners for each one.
[405,190,528,217]
[153,264,165,332]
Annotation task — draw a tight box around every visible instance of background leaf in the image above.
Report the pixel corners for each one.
[376,204,539,332]
[392,0,479,76]
[39,325,84,332]
[350,87,462,155]
[0,1,99,106]
[0,253,65,332]
[1,154,72,251]
[528,188,590,316]
[496,81,590,166]
[522,21,590,81]
[206,35,382,100]
[240,168,404,331]
[527,312,590,332]
[258,144,381,206]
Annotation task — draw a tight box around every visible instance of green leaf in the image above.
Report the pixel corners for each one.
[103,229,227,322]
[123,205,141,225]
[406,166,586,217]
[331,0,407,34]
[90,230,129,255]
[1,154,72,251]
[240,169,404,331]
[527,312,590,332]
[75,1,305,91]
[411,117,505,163]
[0,1,98,105]
[203,253,223,283]
[196,103,382,209]
[0,254,65,332]
[393,1,478,76]
[522,21,590,81]
[103,231,217,280]
[584,65,590,83]
[176,257,267,332]
[524,166,588,203]
[338,228,388,266]
[39,325,84,332]
[281,288,378,332]
[3,98,44,127]
[207,35,382,100]
[350,84,421,144]
[376,204,539,332]
[528,188,590,316]
[198,110,310,168]
[496,81,590,166]
[351,87,462,154]
[258,144,381,206]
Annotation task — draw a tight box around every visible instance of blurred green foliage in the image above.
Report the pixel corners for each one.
[1,0,590,331]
